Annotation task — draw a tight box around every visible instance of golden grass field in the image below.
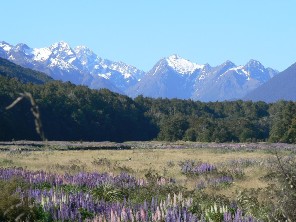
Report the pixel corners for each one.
[0,143,283,199]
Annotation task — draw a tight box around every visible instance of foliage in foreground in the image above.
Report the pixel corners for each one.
[0,167,261,221]
[1,151,296,222]
[263,153,296,221]
[0,179,46,221]
[0,150,295,221]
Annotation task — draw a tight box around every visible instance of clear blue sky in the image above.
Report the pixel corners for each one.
[1,0,295,72]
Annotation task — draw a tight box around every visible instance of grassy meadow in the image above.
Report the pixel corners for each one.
[0,146,272,192]
[0,141,295,221]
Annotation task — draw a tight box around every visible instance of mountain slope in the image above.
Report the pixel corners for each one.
[244,62,296,102]
[0,41,279,101]
[127,55,278,101]
[74,45,144,91]
[0,57,53,84]
[192,60,278,101]
[0,41,144,93]
[127,55,205,99]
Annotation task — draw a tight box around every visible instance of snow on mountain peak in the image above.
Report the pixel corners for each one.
[0,41,12,52]
[245,59,264,69]
[49,57,75,70]
[74,45,94,56]
[0,40,281,101]
[49,41,74,56]
[48,41,76,63]
[109,61,144,79]
[166,54,204,74]
[33,47,52,62]
[229,65,244,72]
[228,65,250,79]
[50,41,70,50]
[73,45,101,68]
[227,60,270,82]
[15,43,33,56]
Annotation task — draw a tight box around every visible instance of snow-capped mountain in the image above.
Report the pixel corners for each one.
[0,41,144,93]
[127,55,278,101]
[73,45,144,91]
[127,55,207,99]
[0,41,279,101]
[191,59,278,101]
[166,54,205,75]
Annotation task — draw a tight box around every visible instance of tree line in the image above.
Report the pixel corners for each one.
[1,75,296,143]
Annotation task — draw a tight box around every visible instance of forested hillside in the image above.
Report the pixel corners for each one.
[0,76,157,141]
[0,57,53,84]
[1,75,296,143]
[136,96,296,143]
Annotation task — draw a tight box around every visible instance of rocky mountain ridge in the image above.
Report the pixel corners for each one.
[0,41,278,101]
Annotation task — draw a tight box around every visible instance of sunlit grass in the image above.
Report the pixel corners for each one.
[0,146,277,199]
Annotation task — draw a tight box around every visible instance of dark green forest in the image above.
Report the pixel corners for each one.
[1,74,296,143]
[0,57,53,84]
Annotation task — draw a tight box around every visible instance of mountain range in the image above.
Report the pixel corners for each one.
[244,62,296,102]
[127,55,278,101]
[0,41,281,101]
[0,41,144,94]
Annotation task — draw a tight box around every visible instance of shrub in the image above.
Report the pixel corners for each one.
[265,153,296,221]
[0,178,47,221]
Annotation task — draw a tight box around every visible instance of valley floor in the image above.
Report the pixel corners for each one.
[0,141,294,194]
[0,141,295,221]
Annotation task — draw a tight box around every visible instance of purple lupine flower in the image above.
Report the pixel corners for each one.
[179,160,216,175]
[1,167,261,221]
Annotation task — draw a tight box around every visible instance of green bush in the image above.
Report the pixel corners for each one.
[0,178,48,221]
